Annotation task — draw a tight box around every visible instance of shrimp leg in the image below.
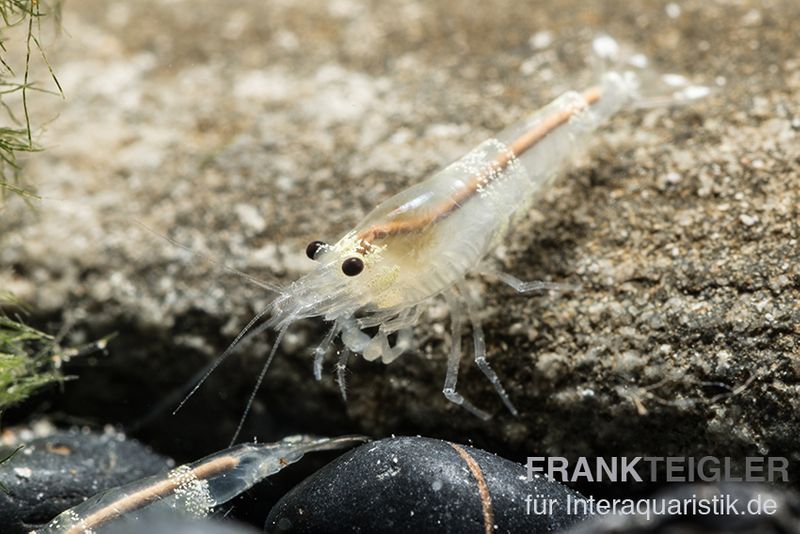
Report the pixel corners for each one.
[341,318,372,354]
[479,266,581,293]
[335,348,351,402]
[458,281,518,416]
[313,321,342,380]
[442,289,491,420]
[378,306,420,333]
[382,327,413,364]
[377,308,418,363]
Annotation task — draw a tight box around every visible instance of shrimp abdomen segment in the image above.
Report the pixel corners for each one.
[350,74,635,311]
[496,73,632,194]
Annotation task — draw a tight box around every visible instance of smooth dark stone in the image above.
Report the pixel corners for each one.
[565,482,800,533]
[0,429,172,534]
[265,436,589,533]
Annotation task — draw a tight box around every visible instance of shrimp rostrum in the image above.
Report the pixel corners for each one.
[210,36,709,425]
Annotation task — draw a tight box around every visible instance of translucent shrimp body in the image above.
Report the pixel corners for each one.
[31,435,365,534]
[273,77,625,417]
[222,37,709,422]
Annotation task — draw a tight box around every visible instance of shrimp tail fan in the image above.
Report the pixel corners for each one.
[589,34,713,109]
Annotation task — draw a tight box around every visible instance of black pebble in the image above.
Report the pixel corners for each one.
[0,429,172,534]
[265,436,590,534]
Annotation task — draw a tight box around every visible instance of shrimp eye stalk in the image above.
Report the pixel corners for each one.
[342,257,364,276]
[306,240,328,260]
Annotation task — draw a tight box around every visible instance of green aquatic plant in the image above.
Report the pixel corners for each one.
[0,291,111,411]
[0,296,63,410]
[0,0,62,203]
[0,1,69,408]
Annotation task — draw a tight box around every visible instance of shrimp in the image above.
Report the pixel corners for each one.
[181,36,709,436]
[31,435,366,534]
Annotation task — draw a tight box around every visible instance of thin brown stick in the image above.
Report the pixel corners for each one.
[357,86,602,245]
[450,443,494,534]
[64,455,240,534]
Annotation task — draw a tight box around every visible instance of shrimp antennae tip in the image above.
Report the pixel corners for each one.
[132,218,284,293]
[229,317,294,446]
[173,305,273,415]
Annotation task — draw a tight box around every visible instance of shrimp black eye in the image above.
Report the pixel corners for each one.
[342,257,364,276]
[306,240,327,260]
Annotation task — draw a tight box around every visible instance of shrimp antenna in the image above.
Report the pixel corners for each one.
[173,304,274,415]
[126,355,221,433]
[229,317,293,446]
[133,219,284,293]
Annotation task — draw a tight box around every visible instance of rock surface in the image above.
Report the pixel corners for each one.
[0,428,172,534]
[266,436,588,533]
[0,0,798,475]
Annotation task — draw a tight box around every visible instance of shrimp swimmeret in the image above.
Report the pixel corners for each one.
[183,36,709,433]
